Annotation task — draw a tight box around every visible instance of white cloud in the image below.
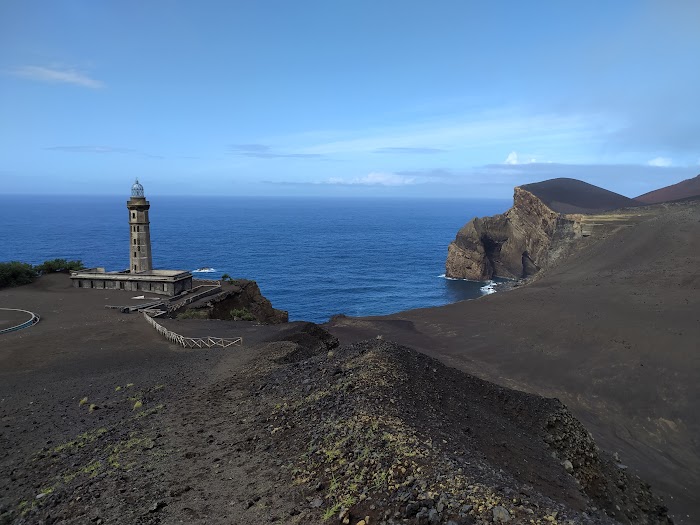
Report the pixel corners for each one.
[325,172,417,186]
[647,156,672,167]
[504,151,519,165]
[504,151,538,165]
[11,66,103,89]
[290,111,609,156]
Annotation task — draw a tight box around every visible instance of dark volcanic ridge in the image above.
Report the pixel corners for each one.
[635,174,700,204]
[261,337,670,525]
[2,329,671,525]
[520,178,640,214]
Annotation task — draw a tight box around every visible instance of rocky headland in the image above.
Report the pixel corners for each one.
[445,178,643,281]
[445,186,580,280]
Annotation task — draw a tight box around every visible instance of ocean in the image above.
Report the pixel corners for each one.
[0,196,510,323]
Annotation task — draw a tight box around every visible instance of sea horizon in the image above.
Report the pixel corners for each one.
[1,194,511,322]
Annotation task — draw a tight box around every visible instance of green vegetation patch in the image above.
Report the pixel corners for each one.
[0,258,85,289]
[49,427,108,455]
[0,261,37,289]
[229,308,256,321]
[34,258,85,274]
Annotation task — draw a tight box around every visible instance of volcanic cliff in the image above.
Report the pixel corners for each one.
[445,186,581,280]
[445,178,644,281]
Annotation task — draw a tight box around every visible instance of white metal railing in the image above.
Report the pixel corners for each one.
[0,308,40,334]
[143,311,242,348]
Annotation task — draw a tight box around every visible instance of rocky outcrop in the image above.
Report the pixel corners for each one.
[544,403,671,523]
[446,187,581,280]
[178,279,288,323]
[248,337,671,524]
[210,279,288,323]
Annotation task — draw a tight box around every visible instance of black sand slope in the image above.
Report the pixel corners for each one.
[0,276,674,523]
[327,199,700,523]
[520,178,640,214]
[0,275,671,524]
[636,174,700,204]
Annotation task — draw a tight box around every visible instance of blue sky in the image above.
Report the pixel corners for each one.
[1,0,699,198]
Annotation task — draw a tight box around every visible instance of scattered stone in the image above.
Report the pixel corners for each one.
[492,505,511,523]
[562,459,574,473]
[148,500,167,513]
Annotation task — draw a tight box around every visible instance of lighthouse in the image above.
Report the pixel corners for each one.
[70,179,192,295]
[127,179,153,273]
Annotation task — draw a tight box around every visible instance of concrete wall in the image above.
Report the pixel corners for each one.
[71,277,191,296]
[174,277,193,295]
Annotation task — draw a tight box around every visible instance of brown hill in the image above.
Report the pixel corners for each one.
[636,174,700,204]
[520,178,640,214]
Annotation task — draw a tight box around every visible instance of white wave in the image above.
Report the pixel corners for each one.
[438,273,463,281]
[480,281,497,295]
[438,273,483,283]
[193,267,216,273]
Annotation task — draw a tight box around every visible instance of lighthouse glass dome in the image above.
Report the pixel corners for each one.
[131,179,144,197]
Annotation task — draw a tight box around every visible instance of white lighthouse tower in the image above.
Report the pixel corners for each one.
[127,179,153,273]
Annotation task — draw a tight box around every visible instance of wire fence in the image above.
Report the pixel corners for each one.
[142,311,242,348]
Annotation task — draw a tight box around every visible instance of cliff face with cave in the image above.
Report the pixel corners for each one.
[446,187,582,280]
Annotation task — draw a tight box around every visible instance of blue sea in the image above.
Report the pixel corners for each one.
[0,196,510,323]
